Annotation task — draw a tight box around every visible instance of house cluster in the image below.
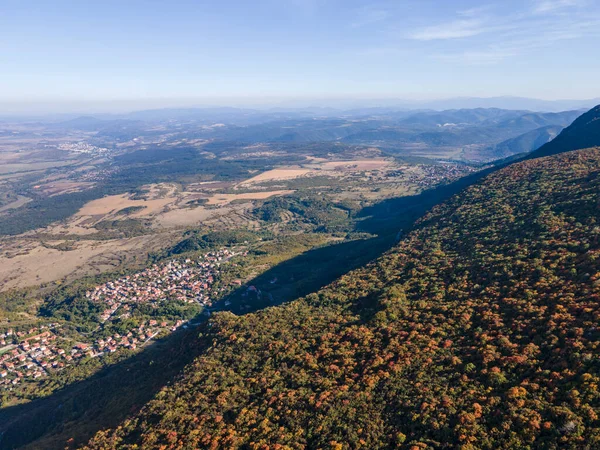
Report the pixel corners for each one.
[1,249,240,391]
[407,163,477,188]
[0,326,68,388]
[0,319,190,390]
[86,249,236,324]
[57,141,110,155]
[86,319,184,355]
[1,324,53,345]
[78,167,118,182]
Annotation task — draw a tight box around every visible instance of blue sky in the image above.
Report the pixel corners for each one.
[1,0,599,109]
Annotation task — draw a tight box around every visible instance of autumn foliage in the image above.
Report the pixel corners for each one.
[85,148,600,449]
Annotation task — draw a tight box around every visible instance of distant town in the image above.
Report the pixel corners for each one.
[56,141,111,155]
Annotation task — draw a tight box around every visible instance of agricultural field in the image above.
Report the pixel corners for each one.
[0,124,478,292]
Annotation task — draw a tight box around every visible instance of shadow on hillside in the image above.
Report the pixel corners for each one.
[0,165,500,450]
[216,235,397,316]
[0,325,205,450]
[357,165,498,236]
[0,236,395,450]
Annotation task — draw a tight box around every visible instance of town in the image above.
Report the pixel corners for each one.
[405,163,478,188]
[0,248,241,390]
[88,248,237,322]
[56,141,111,155]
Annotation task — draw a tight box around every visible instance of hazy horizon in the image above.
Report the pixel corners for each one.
[1,95,600,117]
[2,0,599,112]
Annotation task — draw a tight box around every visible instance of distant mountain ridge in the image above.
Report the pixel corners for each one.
[51,107,584,162]
[2,96,599,118]
[409,96,600,112]
[482,125,563,160]
[529,104,600,158]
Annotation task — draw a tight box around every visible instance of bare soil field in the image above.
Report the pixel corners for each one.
[0,161,78,175]
[76,194,174,218]
[237,159,396,187]
[240,169,312,184]
[205,190,294,205]
[36,180,294,236]
[154,206,220,228]
[0,233,173,291]
[45,217,111,236]
[313,159,394,171]
[39,181,95,196]
[186,181,235,190]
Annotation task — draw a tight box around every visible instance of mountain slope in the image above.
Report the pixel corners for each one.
[84,147,600,449]
[495,110,582,130]
[529,105,600,158]
[483,125,563,160]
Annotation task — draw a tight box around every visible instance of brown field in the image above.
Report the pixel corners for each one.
[76,193,174,218]
[205,190,294,205]
[0,152,24,163]
[186,181,235,190]
[0,233,173,291]
[316,159,393,171]
[37,181,295,236]
[39,181,95,196]
[303,156,328,162]
[238,159,397,187]
[45,217,111,236]
[0,161,78,175]
[240,169,312,184]
[154,206,220,228]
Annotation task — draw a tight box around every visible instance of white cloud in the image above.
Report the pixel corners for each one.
[532,0,583,14]
[408,18,488,40]
[434,14,600,66]
[402,0,599,63]
[356,1,600,67]
[458,5,496,18]
[406,6,513,41]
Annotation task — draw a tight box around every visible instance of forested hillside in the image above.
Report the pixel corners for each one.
[83,144,600,449]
